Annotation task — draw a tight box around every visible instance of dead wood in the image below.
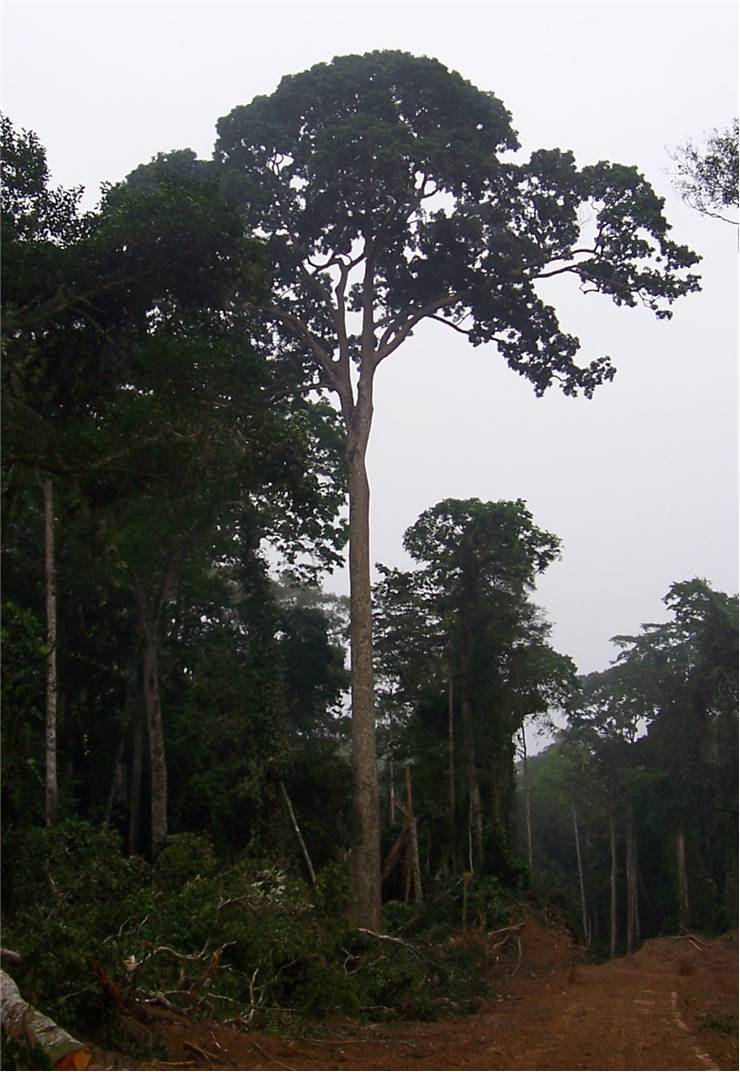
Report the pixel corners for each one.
[672,932,706,949]
[381,826,408,882]
[247,1038,296,1071]
[278,779,316,888]
[489,921,525,937]
[0,968,91,1070]
[357,927,420,954]
[183,1039,225,1066]
[91,960,126,1010]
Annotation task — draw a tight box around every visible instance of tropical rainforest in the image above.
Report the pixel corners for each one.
[1,51,737,1071]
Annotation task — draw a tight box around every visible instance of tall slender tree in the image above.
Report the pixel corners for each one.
[375,498,572,874]
[213,51,700,924]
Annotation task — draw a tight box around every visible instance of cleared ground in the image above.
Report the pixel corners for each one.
[92,921,738,1071]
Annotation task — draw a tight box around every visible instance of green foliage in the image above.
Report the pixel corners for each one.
[216,50,700,398]
[374,498,574,879]
[527,579,738,950]
[670,118,739,222]
[154,833,218,887]
[0,602,46,830]
[3,822,149,1030]
[2,824,496,1041]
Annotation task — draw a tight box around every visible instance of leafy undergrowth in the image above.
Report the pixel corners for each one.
[2,822,517,1060]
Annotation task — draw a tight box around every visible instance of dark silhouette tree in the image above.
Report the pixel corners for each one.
[210,52,698,923]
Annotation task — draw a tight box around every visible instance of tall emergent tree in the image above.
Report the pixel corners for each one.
[214,51,700,926]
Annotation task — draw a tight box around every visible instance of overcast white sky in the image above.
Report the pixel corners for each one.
[3,0,738,676]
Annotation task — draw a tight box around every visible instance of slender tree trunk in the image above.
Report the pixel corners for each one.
[389,756,396,825]
[104,738,126,828]
[128,703,143,855]
[461,691,483,866]
[41,476,58,827]
[459,625,482,867]
[491,742,514,849]
[572,803,589,946]
[404,764,423,906]
[448,676,456,849]
[676,825,690,930]
[134,586,168,855]
[279,779,317,888]
[609,811,618,958]
[347,447,381,929]
[625,803,640,953]
[521,727,533,873]
[105,667,135,827]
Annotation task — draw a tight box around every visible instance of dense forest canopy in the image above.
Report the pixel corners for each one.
[0,50,736,1065]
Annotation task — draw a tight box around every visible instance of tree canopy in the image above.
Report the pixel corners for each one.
[215,50,701,402]
[212,50,702,927]
[669,118,739,225]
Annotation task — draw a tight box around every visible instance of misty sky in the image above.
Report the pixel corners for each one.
[3,1,738,676]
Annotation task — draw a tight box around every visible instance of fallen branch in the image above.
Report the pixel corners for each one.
[357,928,421,956]
[183,1039,225,1066]
[144,942,210,964]
[0,968,91,1070]
[248,1038,296,1071]
[511,933,523,974]
[671,932,705,950]
[489,922,526,937]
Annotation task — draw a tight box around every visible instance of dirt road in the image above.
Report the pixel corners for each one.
[95,923,738,1071]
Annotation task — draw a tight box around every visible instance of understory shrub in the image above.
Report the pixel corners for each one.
[2,823,500,1043]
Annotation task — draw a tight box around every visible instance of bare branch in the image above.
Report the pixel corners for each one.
[428,314,472,337]
[375,293,459,365]
[260,303,340,391]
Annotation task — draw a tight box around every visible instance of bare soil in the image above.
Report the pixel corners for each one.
[90,922,738,1071]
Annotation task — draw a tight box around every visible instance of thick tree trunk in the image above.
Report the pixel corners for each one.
[625,803,640,953]
[135,587,168,855]
[347,450,381,929]
[521,727,533,873]
[609,811,618,958]
[676,825,690,930]
[41,476,58,827]
[1,968,91,1069]
[572,803,589,946]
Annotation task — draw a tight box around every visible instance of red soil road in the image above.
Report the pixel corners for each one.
[92,922,738,1071]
